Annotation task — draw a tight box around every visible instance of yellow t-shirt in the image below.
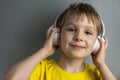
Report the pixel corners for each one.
[30,59,103,80]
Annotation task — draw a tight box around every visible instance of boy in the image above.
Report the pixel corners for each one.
[5,3,117,80]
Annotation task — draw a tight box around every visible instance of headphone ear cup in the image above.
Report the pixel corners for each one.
[93,37,105,54]
[93,38,100,54]
[53,32,60,45]
[52,27,60,46]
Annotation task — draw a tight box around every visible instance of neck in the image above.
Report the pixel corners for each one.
[57,54,85,73]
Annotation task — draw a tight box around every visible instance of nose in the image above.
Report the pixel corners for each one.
[73,31,84,42]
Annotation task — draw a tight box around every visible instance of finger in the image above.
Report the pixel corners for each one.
[98,37,104,51]
[50,29,60,40]
[49,26,60,39]
[46,24,56,38]
[48,24,56,32]
[47,26,60,45]
[104,35,108,49]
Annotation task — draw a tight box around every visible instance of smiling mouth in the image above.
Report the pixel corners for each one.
[70,44,86,50]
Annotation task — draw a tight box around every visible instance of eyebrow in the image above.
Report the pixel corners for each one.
[65,22,96,31]
[65,22,77,27]
[65,22,74,25]
[86,26,96,32]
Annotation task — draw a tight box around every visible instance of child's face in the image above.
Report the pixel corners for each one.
[60,15,97,59]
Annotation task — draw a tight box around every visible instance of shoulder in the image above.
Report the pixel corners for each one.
[31,59,56,73]
[85,63,99,73]
[40,59,56,65]
[35,59,57,70]
[85,63,102,79]
[86,63,97,71]
[30,59,56,80]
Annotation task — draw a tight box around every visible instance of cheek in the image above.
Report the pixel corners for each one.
[87,38,96,49]
[60,31,72,48]
[85,39,96,55]
[61,32,68,45]
[60,32,68,53]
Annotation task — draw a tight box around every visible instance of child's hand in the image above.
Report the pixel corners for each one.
[91,36,108,66]
[43,24,60,56]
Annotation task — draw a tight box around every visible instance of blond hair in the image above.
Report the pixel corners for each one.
[56,3,102,35]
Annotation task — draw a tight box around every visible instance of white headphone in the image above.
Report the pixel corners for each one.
[52,17,105,54]
[93,19,105,54]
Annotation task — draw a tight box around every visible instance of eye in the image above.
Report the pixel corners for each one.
[85,31,93,35]
[67,28,76,32]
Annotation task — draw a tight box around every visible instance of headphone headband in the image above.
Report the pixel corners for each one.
[99,19,105,38]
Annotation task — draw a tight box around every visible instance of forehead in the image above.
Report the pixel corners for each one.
[65,14,96,27]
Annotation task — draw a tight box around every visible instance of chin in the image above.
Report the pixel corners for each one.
[64,51,89,59]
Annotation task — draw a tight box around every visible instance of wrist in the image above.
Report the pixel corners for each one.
[93,57,106,68]
[95,61,106,69]
[40,47,54,56]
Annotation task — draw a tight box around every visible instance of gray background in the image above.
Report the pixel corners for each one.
[0,0,120,80]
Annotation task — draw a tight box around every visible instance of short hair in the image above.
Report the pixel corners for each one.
[56,3,102,35]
